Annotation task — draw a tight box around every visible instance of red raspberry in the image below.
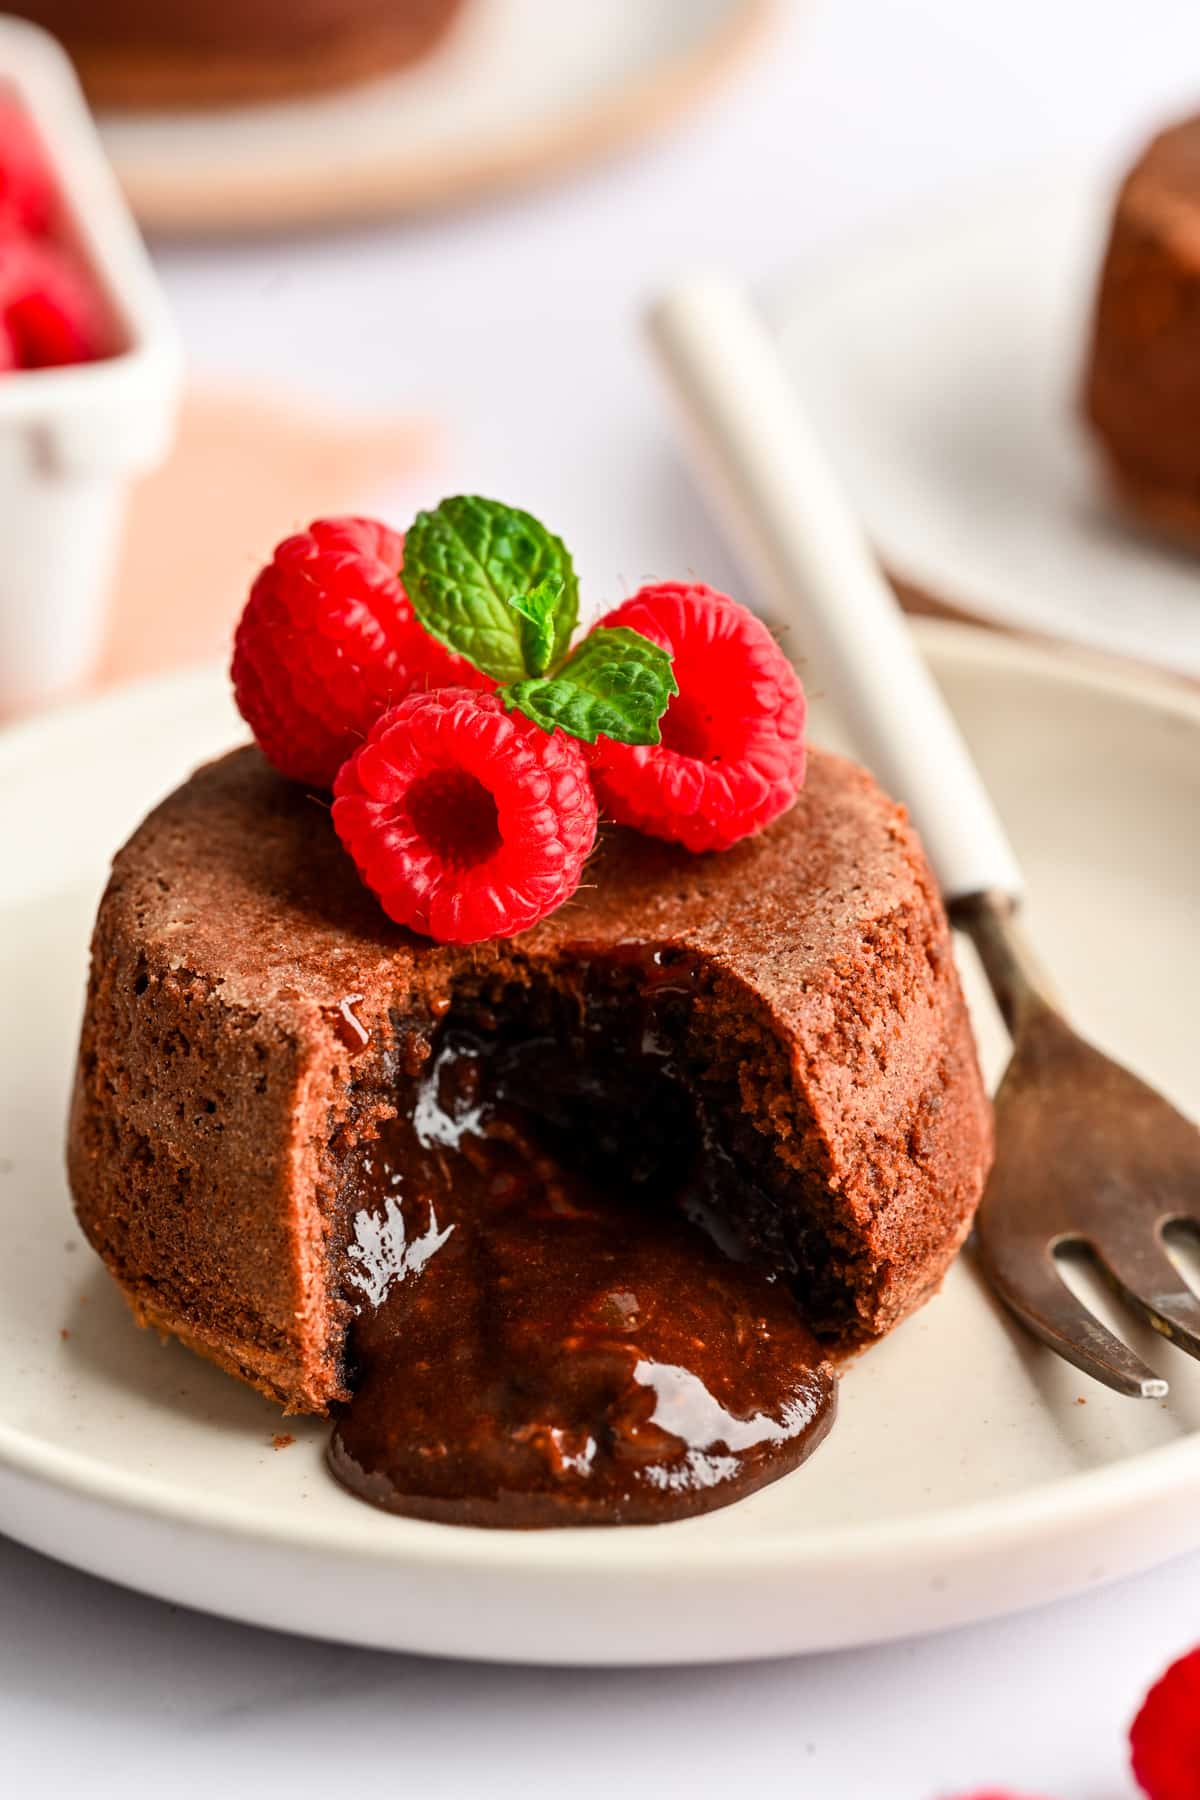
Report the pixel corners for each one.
[333,687,597,944]
[0,237,104,368]
[0,95,55,235]
[587,582,806,853]
[231,516,489,788]
[1131,1645,1200,1800]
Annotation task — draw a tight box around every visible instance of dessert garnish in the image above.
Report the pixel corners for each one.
[231,494,807,943]
[332,688,598,944]
[400,495,676,750]
[231,515,488,788]
[586,580,806,852]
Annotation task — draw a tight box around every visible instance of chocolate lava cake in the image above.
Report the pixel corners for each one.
[14,0,466,108]
[1084,112,1200,545]
[69,739,990,1495]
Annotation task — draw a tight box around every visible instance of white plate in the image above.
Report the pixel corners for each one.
[0,621,1197,1665]
[772,171,1200,680]
[97,0,770,233]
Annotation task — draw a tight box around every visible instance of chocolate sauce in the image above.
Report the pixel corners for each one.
[329,990,836,1529]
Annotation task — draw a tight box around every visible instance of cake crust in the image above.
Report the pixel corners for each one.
[67,744,992,1412]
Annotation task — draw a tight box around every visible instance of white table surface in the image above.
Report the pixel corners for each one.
[6,3,1199,1794]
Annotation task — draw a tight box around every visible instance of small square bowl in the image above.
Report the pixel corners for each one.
[0,17,181,713]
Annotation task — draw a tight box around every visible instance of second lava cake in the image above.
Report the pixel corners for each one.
[1084,112,1200,544]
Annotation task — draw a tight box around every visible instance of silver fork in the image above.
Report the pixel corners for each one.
[648,276,1200,1399]
[954,890,1200,1396]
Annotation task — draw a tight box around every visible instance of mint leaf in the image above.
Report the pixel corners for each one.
[508,573,562,678]
[402,496,577,683]
[506,626,677,745]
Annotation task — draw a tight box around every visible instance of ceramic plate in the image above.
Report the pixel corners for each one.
[772,171,1200,680]
[99,0,771,233]
[0,622,1197,1665]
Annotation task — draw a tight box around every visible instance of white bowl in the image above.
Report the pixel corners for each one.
[0,18,180,713]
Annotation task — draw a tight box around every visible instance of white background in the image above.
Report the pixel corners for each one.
[5,3,1200,1794]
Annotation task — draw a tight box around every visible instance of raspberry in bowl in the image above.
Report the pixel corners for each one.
[66,494,993,1528]
[0,20,179,712]
[0,91,108,373]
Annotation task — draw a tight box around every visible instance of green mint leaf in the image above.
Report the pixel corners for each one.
[507,573,563,677]
[506,626,677,746]
[402,496,578,683]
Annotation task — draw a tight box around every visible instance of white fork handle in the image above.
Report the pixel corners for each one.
[647,276,1023,906]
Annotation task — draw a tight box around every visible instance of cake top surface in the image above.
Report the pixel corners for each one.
[104,742,934,1041]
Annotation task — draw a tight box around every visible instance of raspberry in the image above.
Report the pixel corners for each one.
[333,687,597,944]
[1131,1645,1200,1799]
[587,582,806,852]
[0,95,55,235]
[231,516,490,788]
[0,236,103,368]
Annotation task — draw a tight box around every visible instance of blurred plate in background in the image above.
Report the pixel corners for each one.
[773,170,1200,680]
[99,0,773,234]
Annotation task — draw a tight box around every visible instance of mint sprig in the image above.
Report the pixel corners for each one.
[507,572,562,678]
[401,496,675,747]
[403,496,577,684]
[507,626,677,745]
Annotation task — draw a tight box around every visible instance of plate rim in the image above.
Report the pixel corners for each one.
[2,617,1199,1600]
[769,164,1200,681]
[102,0,775,234]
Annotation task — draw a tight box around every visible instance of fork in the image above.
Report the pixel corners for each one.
[648,275,1200,1399]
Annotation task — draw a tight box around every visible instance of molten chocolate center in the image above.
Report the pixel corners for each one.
[329,978,836,1529]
